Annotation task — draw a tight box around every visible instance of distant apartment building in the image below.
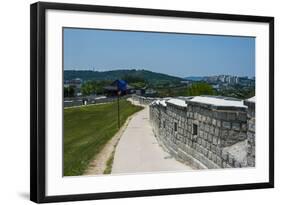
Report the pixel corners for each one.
[204,75,254,87]
[218,75,226,83]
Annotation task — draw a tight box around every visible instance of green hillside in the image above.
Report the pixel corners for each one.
[64,69,184,86]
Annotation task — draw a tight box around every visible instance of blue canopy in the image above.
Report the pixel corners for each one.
[116,80,128,91]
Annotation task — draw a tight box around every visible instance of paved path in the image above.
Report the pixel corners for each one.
[111,105,192,174]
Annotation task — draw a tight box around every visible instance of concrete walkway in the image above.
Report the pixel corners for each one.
[111,105,192,174]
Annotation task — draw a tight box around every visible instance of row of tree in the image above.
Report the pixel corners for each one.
[155,82,214,97]
[65,75,254,99]
[185,82,214,96]
[80,80,112,96]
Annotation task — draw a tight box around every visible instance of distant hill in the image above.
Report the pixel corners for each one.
[184,76,204,81]
[64,69,184,85]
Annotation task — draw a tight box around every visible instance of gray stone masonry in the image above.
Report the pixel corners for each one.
[133,94,256,169]
[132,95,157,105]
[244,99,255,167]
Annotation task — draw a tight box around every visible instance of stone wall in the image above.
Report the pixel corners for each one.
[132,94,158,105]
[149,97,255,169]
[244,99,255,167]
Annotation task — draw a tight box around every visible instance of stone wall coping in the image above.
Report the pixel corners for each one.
[188,96,247,108]
[186,101,247,111]
[140,95,251,112]
[244,99,256,107]
[166,98,187,107]
[152,98,247,112]
[245,96,255,103]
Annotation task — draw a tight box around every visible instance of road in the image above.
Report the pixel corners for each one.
[111,105,193,174]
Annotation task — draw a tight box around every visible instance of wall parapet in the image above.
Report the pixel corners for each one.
[132,94,158,105]
[148,95,255,169]
[244,97,255,167]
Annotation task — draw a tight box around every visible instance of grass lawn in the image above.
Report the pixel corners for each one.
[64,99,143,176]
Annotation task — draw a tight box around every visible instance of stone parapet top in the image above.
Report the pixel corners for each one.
[152,96,248,112]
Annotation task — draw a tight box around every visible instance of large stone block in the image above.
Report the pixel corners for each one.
[203,132,208,140]
[217,112,227,120]
[232,122,240,131]
[202,116,206,122]
[214,128,220,137]
[216,147,222,156]
[238,112,247,121]
[217,120,221,127]
[211,144,217,153]
[212,119,217,126]
[222,151,228,161]
[206,142,211,150]
[247,157,255,167]
[216,156,222,167]
[202,139,207,148]
[212,136,217,145]
[222,121,231,129]
[198,114,202,121]
[211,152,217,162]
[203,148,208,156]
[197,137,202,145]
[241,123,247,131]
[198,145,203,153]
[238,132,247,140]
[208,150,212,160]
[208,134,213,143]
[227,112,236,121]
[247,132,255,142]
[187,139,192,147]
[228,155,234,166]
[248,121,255,132]
[187,133,192,139]
[217,137,221,145]
[205,124,209,132]
[210,126,215,135]
[199,130,204,138]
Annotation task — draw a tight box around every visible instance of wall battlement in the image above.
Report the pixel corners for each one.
[133,95,255,169]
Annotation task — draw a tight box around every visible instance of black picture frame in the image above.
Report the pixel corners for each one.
[30,1,274,203]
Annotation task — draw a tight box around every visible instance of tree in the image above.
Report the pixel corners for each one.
[81,81,95,96]
[81,80,110,96]
[186,82,214,96]
[64,86,75,97]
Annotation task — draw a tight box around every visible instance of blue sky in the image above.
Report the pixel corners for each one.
[63,28,255,78]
